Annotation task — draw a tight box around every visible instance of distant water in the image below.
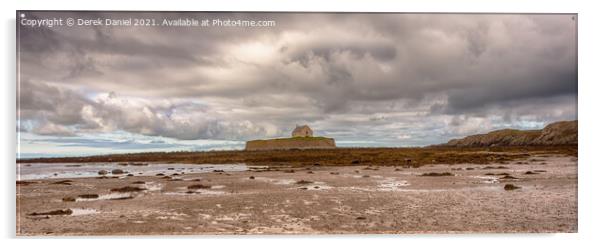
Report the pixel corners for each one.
[17,162,251,181]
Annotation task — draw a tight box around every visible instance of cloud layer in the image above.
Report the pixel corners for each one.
[17,12,577,156]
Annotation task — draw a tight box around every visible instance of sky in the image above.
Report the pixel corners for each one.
[17,12,577,158]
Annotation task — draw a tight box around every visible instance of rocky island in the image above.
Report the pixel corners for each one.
[245,125,336,151]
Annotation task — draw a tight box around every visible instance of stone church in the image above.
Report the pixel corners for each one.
[292,125,313,137]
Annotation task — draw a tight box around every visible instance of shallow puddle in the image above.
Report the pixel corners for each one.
[76,193,133,201]
[470,175,500,184]
[70,208,98,216]
[143,182,163,192]
[17,163,254,180]
[377,178,410,191]
[296,182,333,191]
[165,190,227,196]
[254,177,296,185]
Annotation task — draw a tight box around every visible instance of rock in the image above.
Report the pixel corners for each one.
[17,181,37,186]
[28,209,73,216]
[111,169,124,175]
[52,180,73,185]
[500,175,518,179]
[421,172,454,177]
[110,186,146,192]
[98,170,108,175]
[504,184,521,190]
[481,166,494,170]
[62,197,76,202]
[187,184,211,190]
[249,176,255,179]
[78,194,99,199]
[109,195,134,200]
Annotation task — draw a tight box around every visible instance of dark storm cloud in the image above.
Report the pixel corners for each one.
[17,12,577,146]
[444,66,577,113]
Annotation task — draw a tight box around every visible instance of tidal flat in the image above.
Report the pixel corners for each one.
[16,150,577,235]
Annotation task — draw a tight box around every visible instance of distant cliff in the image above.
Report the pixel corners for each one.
[245,137,336,151]
[440,120,577,147]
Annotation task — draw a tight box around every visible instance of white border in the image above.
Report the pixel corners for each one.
[2,0,602,246]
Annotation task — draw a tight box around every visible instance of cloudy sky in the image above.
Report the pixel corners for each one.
[17,12,577,158]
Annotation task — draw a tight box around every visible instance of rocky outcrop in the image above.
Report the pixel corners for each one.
[441,120,577,147]
[245,137,336,151]
[532,120,578,145]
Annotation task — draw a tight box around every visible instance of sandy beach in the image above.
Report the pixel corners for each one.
[16,154,577,235]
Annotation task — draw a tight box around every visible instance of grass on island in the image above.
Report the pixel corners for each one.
[248,136,333,142]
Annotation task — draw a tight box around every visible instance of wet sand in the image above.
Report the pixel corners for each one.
[16,155,577,235]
